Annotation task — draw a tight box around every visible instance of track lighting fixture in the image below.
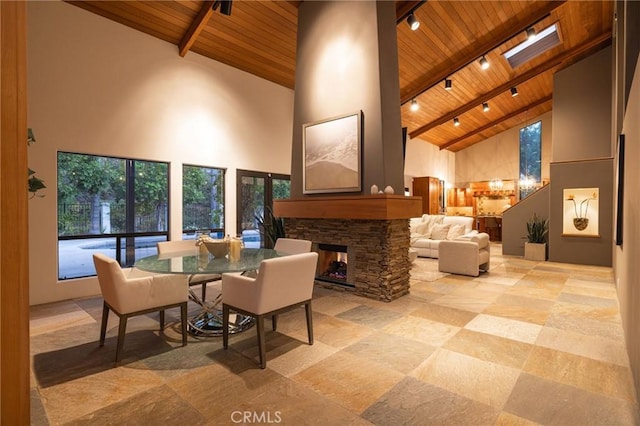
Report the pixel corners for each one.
[444,79,452,90]
[511,86,519,97]
[526,27,537,41]
[410,99,419,112]
[212,0,233,16]
[479,55,489,70]
[407,13,420,31]
[482,102,490,112]
[453,117,460,126]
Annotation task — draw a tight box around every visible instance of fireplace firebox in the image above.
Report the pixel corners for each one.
[315,243,353,287]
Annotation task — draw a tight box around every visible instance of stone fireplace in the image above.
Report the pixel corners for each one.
[274,195,421,302]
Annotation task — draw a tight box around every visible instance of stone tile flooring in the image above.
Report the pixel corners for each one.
[30,247,640,425]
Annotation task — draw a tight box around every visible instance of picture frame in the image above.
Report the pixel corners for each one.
[562,187,600,237]
[615,134,625,246]
[302,111,362,194]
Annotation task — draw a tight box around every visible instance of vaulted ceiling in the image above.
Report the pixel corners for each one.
[67,1,613,152]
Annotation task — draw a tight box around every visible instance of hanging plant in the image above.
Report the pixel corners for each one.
[28,128,46,198]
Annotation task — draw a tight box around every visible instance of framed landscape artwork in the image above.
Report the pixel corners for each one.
[562,187,600,237]
[302,111,362,194]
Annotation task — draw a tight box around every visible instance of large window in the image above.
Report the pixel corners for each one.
[57,152,169,279]
[519,121,542,199]
[182,164,225,238]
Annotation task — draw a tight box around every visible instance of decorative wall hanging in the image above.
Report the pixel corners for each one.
[562,187,599,237]
[302,111,362,194]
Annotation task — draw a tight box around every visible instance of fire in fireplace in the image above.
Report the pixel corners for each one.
[316,243,352,287]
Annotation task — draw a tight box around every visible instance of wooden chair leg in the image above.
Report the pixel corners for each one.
[115,315,128,364]
[256,316,266,369]
[305,302,314,345]
[201,283,207,301]
[100,302,109,347]
[222,304,230,349]
[272,314,278,331]
[180,303,188,347]
[159,310,165,329]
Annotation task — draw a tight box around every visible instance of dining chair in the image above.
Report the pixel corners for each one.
[222,251,319,369]
[157,239,221,301]
[273,237,312,254]
[92,253,189,365]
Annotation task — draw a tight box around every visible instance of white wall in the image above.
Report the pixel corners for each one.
[403,136,455,192]
[27,2,294,305]
[454,111,552,187]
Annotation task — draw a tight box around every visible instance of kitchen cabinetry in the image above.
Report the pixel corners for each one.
[477,216,502,242]
[412,177,442,215]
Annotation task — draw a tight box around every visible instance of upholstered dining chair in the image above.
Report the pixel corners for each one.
[222,251,319,369]
[157,239,221,301]
[273,237,312,254]
[92,253,189,364]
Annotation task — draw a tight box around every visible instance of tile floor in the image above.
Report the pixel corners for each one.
[30,246,640,425]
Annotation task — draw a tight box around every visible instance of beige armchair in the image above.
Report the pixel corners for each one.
[93,253,189,364]
[438,233,491,277]
[157,239,221,301]
[222,252,318,368]
[273,237,312,254]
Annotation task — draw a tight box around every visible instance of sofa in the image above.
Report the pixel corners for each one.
[410,214,477,258]
[438,233,491,277]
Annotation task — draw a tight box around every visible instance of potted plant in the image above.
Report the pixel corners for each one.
[255,206,285,248]
[524,213,548,261]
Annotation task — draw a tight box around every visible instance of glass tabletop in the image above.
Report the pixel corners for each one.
[134,248,284,275]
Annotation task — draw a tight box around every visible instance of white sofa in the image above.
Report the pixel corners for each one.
[410,214,477,258]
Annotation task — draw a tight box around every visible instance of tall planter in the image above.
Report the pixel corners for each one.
[525,213,548,261]
[524,242,546,261]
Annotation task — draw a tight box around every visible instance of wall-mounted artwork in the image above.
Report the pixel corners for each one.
[562,187,599,237]
[303,111,361,194]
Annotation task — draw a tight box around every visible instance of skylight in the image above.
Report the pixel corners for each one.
[504,23,561,68]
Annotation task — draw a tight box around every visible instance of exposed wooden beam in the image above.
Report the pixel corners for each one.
[400,1,566,105]
[439,95,553,151]
[410,31,611,140]
[396,1,426,24]
[1,1,31,423]
[179,0,216,57]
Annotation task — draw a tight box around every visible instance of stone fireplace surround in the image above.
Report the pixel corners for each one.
[274,195,421,302]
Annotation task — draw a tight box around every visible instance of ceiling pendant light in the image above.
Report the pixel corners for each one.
[479,55,490,70]
[526,27,537,41]
[453,117,460,127]
[407,13,420,31]
[444,78,452,90]
[482,102,490,112]
[511,86,519,97]
[410,99,419,112]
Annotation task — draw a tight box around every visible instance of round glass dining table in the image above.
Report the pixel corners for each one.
[135,248,285,337]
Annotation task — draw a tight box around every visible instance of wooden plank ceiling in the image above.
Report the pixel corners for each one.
[67,0,613,152]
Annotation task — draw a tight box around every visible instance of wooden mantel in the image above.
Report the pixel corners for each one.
[273,195,422,220]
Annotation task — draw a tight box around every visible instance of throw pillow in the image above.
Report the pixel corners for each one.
[430,223,451,240]
[446,224,466,240]
[415,220,431,237]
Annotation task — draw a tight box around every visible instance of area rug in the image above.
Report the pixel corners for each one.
[410,257,449,282]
